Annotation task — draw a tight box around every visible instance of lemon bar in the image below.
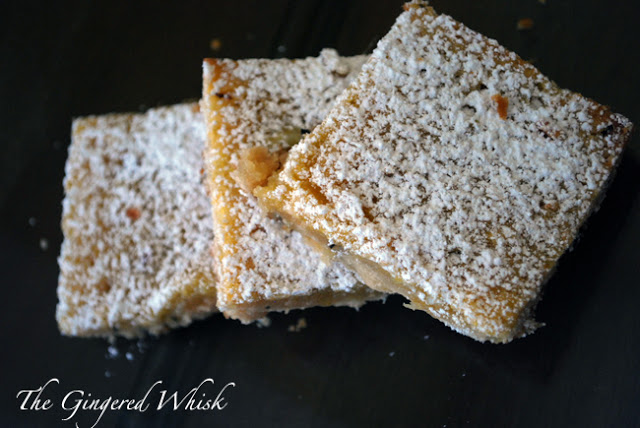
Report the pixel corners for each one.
[57,104,218,338]
[202,49,383,323]
[255,3,633,342]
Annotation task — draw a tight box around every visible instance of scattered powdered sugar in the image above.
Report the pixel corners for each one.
[136,339,149,353]
[264,3,632,341]
[202,50,383,316]
[39,238,49,251]
[105,340,143,361]
[256,317,272,328]
[287,317,308,332]
[106,345,119,359]
[57,104,218,338]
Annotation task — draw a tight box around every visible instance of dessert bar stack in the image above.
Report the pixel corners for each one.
[57,1,632,342]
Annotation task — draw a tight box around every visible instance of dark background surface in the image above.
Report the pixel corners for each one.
[1,1,639,427]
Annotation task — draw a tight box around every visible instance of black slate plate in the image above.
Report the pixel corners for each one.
[1,1,639,427]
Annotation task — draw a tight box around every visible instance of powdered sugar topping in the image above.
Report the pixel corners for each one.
[266,4,631,340]
[202,50,373,308]
[57,104,217,337]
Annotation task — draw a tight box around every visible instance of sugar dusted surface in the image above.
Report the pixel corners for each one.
[257,3,632,342]
[202,50,382,319]
[57,104,217,338]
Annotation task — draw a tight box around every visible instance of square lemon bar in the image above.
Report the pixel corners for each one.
[202,50,384,323]
[57,104,218,337]
[255,3,633,342]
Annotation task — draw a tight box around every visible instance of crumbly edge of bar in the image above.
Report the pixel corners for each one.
[221,286,384,324]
